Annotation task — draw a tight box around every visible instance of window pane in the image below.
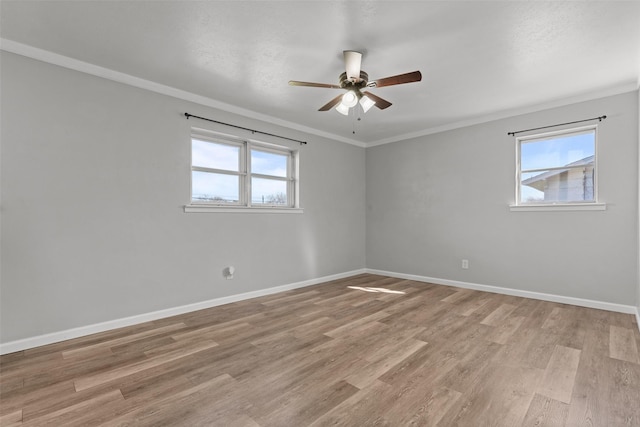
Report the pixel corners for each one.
[192,139,240,171]
[521,131,595,171]
[520,167,594,203]
[251,149,288,177]
[192,171,239,203]
[251,178,288,205]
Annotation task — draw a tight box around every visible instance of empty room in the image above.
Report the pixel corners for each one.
[1,1,640,426]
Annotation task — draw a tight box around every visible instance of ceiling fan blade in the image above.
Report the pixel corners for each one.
[369,71,422,88]
[363,91,392,110]
[318,94,344,111]
[343,50,362,81]
[289,80,341,89]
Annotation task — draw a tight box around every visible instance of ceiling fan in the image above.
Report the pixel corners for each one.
[289,50,422,115]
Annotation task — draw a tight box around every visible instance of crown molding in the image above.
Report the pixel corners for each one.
[366,81,639,147]
[2,38,636,150]
[0,38,366,148]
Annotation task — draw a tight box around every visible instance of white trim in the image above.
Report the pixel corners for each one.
[0,38,366,148]
[0,269,365,355]
[190,130,298,209]
[514,125,600,208]
[509,203,606,212]
[367,82,638,147]
[637,85,640,337]
[2,38,635,150]
[365,268,638,314]
[184,205,303,213]
[2,267,637,354]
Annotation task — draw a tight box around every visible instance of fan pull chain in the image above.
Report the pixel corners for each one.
[352,111,356,135]
[352,105,362,135]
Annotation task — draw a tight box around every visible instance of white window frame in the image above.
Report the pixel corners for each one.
[510,125,606,212]
[191,136,245,206]
[186,129,302,213]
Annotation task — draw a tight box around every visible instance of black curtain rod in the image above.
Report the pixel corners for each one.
[507,115,607,136]
[184,113,307,145]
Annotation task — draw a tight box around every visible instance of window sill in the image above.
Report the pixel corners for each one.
[184,205,304,214]
[509,203,606,212]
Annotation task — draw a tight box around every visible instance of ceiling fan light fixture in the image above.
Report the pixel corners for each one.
[359,95,376,113]
[335,103,350,115]
[290,50,421,114]
[341,91,358,108]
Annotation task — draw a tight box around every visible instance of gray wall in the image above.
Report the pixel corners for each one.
[2,50,638,346]
[367,91,639,305]
[0,52,366,343]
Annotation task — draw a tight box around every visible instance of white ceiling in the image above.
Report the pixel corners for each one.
[2,1,639,146]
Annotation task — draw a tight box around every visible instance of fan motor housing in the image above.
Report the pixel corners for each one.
[339,71,368,89]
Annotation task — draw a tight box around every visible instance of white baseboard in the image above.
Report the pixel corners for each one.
[2,268,637,355]
[365,268,639,315]
[0,269,366,355]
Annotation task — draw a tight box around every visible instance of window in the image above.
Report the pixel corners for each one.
[188,130,299,212]
[192,138,243,203]
[515,126,602,209]
[250,148,290,205]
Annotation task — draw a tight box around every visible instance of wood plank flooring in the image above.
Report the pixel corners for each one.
[1,274,640,426]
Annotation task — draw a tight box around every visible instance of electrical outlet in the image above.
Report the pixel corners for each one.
[462,259,469,269]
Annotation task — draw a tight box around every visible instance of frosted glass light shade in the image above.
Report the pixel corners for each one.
[336,103,349,115]
[341,91,358,108]
[359,95,376,113]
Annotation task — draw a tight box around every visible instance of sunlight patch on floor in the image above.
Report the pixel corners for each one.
[347,286,406,295]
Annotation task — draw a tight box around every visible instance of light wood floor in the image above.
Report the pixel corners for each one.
[2,274,640,426]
